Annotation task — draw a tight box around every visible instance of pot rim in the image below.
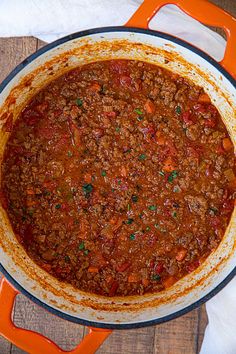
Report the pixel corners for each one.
[0,26,235,329]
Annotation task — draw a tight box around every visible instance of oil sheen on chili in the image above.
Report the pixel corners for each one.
[2,60,235,296]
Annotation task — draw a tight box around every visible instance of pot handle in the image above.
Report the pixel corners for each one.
[126,0,236,79]
[0,277,112,354]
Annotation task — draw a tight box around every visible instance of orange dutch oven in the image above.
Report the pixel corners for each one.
[0,0,236,353]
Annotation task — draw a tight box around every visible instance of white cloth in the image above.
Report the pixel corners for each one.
[0,1,235,353]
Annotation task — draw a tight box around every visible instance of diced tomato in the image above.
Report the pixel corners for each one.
[208,104,218,116]
[193,103,206,114]
[222,138,233,151]
[182,111,195,125]
[109,215,123,232]
[84,173,92,183]
[128,274,139,283]
[88,266,99,273]
[198,93,211,103]
[109,281,119,296]
[149,259,155,268]
[167,140,178,156]
[222,199,234,214]
[120,166,127,177]
[142,278,150,287]
[204,118,216,128]
[41,263,52,272]
[155,131,166,145]
[43,180,57,191]
[216,143,225,155]
[162,157,177,172]
[61,203,70,211]
[89,82,101,92]
[163,276,176,288]
[55,265,71,279]
[228,178,236,189]
[186,260,200,273]
[119,75,132,87]
[110,60,129,74]
[144,99,155,114]
[154,262,164,274]
[116,261,131,272]
[176,249,187,261]
[103,111,117,118]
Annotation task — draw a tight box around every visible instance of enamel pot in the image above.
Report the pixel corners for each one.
[0,0,235,353]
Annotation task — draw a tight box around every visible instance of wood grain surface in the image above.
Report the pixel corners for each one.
[0,1,235,353]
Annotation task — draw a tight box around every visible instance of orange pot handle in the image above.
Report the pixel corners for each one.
[0,277,112,354]
[126,0,236,79]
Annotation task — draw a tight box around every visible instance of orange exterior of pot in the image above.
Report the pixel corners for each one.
[126,0,236,79]
[0,0,235,353]
[0,278,111,354]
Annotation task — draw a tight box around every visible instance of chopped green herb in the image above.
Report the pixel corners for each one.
[126,218,134,225]
[64,255,70,262]
[159,171,165,177]
[84,249,89,255]
[101,170,106,177]
[43,190,51,196]
[134,108,143,115]
[146,226,151,231]
[55,204,61,209]
[137,116,143,121]
[127,204,131,211]
[168,170,178,183]
[111,188,115,193]
[124,149,131,154]
[117,180,121,185]
[172,211,177,218]
[130,233,136,240]
[139,153,147,161]
[67,150,73,157]
[82,183,93,198]
[76,98,83,106]
[209,207,218,215]
[115,127,120,132]
[154,223,159,229]
[79,241,85,250]
[131,195,138,203]
[148,205,156,211]
[175,106,181,115]
[152,274,161,281]
[173,185,180,193]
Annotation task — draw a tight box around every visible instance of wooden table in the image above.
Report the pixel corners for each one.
[0,1,235,353]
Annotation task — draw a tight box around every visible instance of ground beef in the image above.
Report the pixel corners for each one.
[1,60,235,296]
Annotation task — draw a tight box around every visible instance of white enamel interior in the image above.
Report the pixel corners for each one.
[0,30,235,326]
